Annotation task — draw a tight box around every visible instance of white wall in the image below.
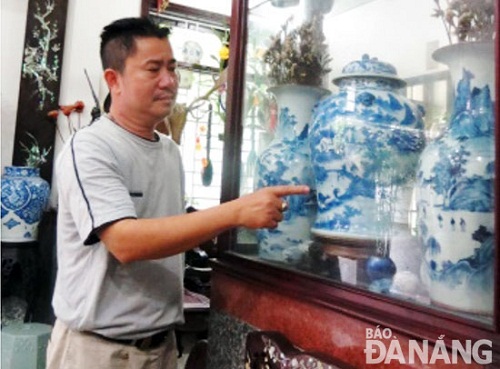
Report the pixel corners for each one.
[1,0,142,173]
[1,0,30,170]
[324,0,448,80]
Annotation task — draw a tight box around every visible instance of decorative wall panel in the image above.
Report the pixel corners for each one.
[12,0,68,183]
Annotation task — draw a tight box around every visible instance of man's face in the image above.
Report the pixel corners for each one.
[115,37,179,123]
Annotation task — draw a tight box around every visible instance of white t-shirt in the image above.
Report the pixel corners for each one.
[52,116,185,339]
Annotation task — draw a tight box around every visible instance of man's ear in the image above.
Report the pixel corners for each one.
[103,68,119,92]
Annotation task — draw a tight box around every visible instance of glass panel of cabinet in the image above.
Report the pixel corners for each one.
[148,8,230,209]
[228,0,497,326]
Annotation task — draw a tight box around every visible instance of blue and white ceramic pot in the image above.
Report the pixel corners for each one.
[256,84,329,264]
[417,42,495,315]
[1,166,50,242]
[309,54,425,249]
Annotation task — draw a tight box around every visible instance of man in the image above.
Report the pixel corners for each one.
[46,17,308,369]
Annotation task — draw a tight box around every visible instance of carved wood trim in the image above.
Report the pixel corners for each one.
[246,331,355,369]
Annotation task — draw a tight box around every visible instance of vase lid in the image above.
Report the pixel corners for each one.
[332,54,406,88]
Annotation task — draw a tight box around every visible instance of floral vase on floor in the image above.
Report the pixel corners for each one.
[256,84,329,264]
[416,42,495,315]
[309,54,426,254]
[1,166,50,242]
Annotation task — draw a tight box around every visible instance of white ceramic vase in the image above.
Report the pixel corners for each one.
[256,84,329,264]
[416,42,495,315]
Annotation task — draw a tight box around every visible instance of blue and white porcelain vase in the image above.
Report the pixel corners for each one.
[309,54,425,249]
[256,84,329,264]
[417,42,495,315]
[1,166,50,242]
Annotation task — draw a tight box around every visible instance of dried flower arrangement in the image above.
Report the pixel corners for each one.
[20,132,52,168]
[432,0,496,44]
[263,15,332,87]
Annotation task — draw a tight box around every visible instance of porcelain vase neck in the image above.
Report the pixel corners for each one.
[433,42,495,100]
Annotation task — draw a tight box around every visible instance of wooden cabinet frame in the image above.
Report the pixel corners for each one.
[221,0,500,363]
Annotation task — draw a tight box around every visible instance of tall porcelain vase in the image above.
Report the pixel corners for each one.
[416,42,495,315]
[256,84,329,264]
[1,166,50,242]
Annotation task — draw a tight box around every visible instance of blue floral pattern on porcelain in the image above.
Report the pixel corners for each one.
[417,69,494,314]
[256,85,328,264]
[1,166,50,242]
[309,55,425,241]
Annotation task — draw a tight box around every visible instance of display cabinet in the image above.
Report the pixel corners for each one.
[215,0,499,365]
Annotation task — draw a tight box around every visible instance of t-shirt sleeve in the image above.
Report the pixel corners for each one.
[57,132,137,245]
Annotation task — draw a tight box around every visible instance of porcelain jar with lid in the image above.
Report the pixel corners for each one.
[309,54,425,250]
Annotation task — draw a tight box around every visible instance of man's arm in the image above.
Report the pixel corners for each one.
[99,185,309,263]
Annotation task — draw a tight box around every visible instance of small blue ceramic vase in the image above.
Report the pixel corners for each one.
[1,166,50,242]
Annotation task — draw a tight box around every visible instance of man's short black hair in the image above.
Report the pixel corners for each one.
[100,17,171,72]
